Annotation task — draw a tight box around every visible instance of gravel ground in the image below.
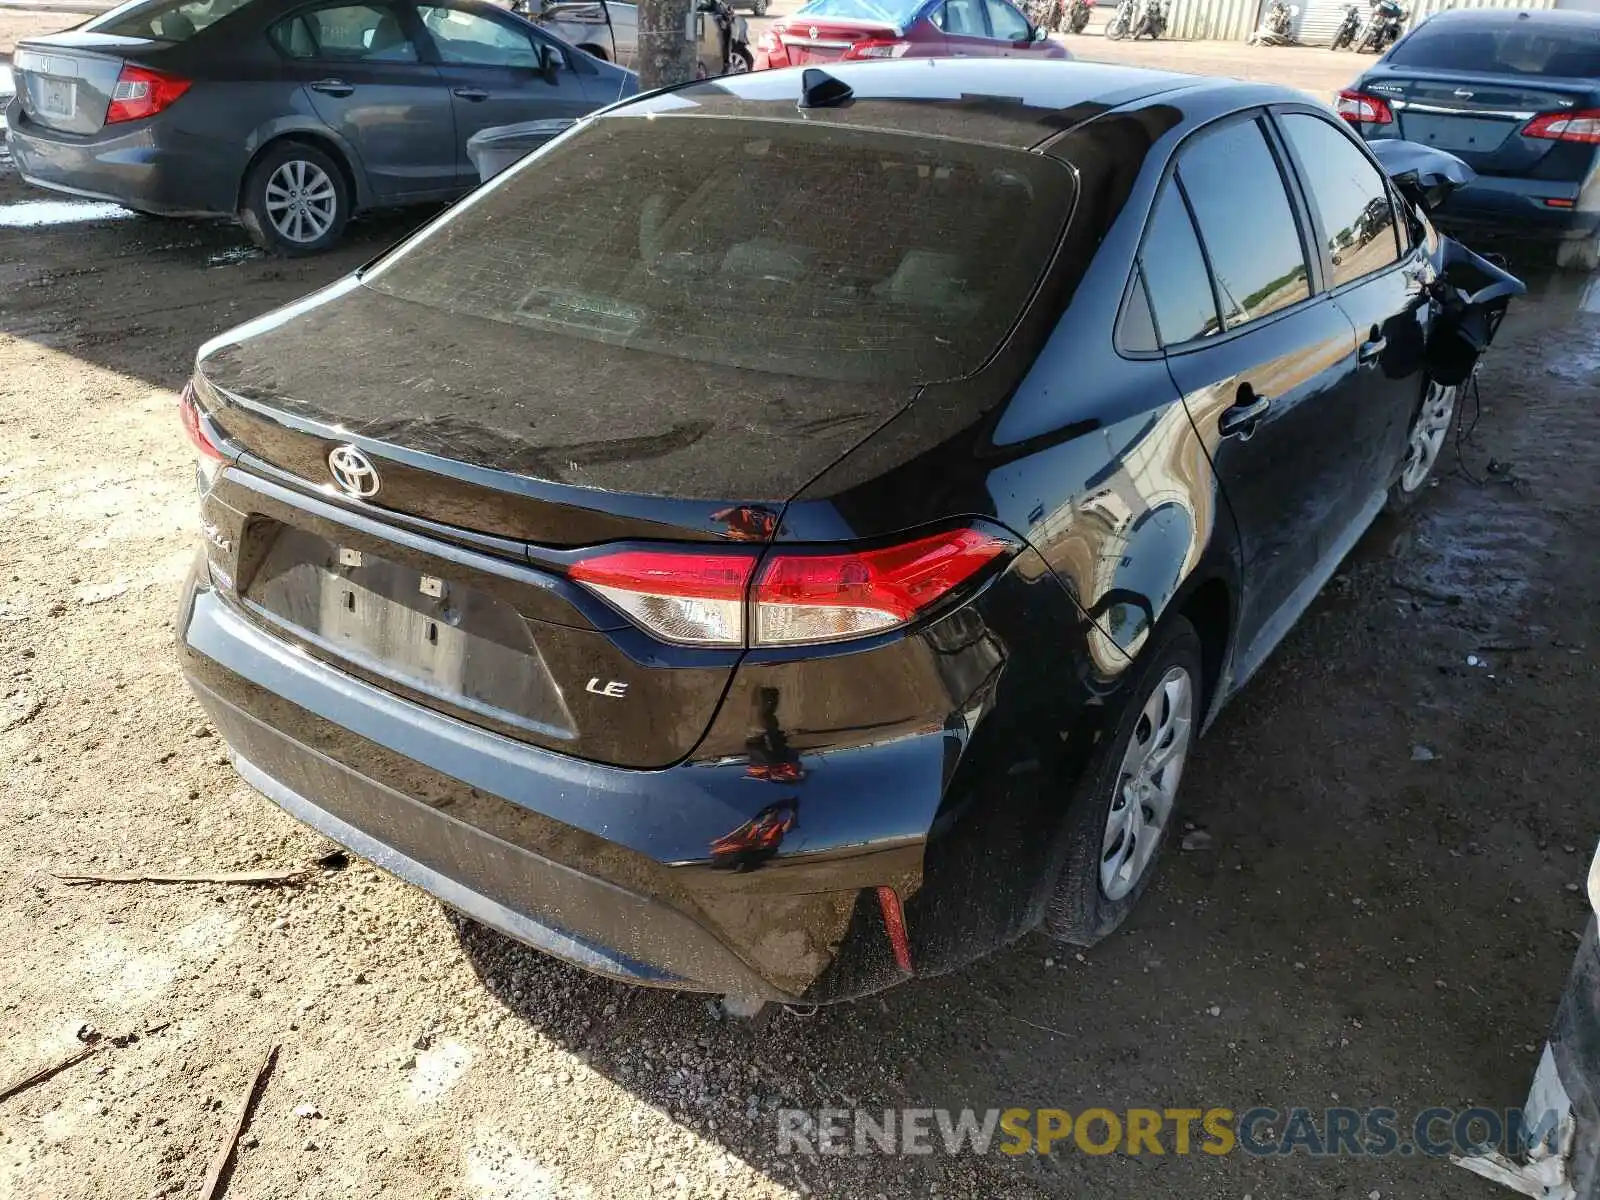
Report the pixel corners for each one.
[2,20,1599,1200]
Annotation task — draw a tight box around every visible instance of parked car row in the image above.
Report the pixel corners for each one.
[753,0,1071,70]
[8,0,1594,263]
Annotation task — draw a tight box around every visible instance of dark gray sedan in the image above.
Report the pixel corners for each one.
[4,0,636,252]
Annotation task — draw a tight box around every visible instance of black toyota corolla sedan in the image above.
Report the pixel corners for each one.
[176,59,1512,1007]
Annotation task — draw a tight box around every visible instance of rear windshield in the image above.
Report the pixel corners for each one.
[86,0,253,39]
[363,116,1074,385]
[796,0,926,23]
[1387,20,1600,77]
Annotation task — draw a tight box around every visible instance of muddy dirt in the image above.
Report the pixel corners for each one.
[2,29,1599,1200]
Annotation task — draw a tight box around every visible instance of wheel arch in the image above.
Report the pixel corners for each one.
[236,125,368,214]
[1173,573,1234,722]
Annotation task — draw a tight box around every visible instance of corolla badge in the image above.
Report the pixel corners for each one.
[328,445,381,498]
[809,25,819,37]
[1453,89,1475,99]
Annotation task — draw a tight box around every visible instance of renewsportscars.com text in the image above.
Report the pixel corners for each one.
[775,1106,1562,1159]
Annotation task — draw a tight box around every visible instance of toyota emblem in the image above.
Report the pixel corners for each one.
[328,444,381,498]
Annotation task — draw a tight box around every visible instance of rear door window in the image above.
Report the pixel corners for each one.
[364,116,1076,385]
[1277,113,1401,287]
[1177,117,1310,329]
[271,3,420,61]
[1137,184,1221,347]
[1387,22,1600,75]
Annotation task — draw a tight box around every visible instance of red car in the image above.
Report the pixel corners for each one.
[753,0,1070,68]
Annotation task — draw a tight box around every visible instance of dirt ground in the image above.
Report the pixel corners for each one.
[2,16,1599,1200]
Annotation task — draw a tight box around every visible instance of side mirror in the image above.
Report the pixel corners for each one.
[1031,21,1049,39]
[539,42,563,81]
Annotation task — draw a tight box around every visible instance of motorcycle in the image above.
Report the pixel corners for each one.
[1329,1,1359,49]
[1130,0,1167,38]
[1104,0,1134,39]
[1248,0,1299,45]
[1106,0,1163,39]
[1065,0,1092,32]
[1355,0,1404,53]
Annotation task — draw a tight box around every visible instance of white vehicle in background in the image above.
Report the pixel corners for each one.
[1461,842,1600,1200]
[516,0,751,74]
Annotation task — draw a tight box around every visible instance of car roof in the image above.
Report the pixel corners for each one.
[613,59,1268,151]
[1415,6,1600,31]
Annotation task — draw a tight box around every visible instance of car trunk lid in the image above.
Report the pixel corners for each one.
[774,17,897,62]
[192,279,912,769]
[196,279,908,537]
[11,33,164,134]
[1370,69,1599,177]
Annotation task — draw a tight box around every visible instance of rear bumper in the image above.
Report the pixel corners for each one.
[176,560,943,1004]
[1432,176,1600,242]
[3,98,237,217]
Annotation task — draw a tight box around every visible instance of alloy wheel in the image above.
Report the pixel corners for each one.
[1101,666,1193,901]
[264,159,339,245]
[1399,381,1456,493]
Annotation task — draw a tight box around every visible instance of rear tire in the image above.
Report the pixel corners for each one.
[1044,616,1203,947]
[239,140,351,257]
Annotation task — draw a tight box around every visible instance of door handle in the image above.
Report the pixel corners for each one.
[310,78,354,96]
[452,87,490,101]
[1218,389,1271,440]
[1359,334,1388,366]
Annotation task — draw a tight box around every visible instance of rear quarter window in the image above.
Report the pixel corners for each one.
[88,0,253,39]
[364,116,1076,385]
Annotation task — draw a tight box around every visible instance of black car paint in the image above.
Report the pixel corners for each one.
[177,60,1460,1003]
[3,0,632,218]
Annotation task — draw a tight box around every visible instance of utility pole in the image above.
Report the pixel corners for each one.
[636,0,699,89]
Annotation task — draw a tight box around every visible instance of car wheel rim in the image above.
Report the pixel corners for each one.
[1101,665,1193,902]
[264,159,338,244]
[1399,381,1456,493]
